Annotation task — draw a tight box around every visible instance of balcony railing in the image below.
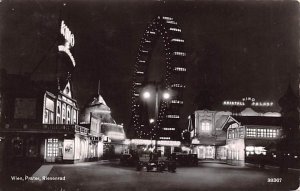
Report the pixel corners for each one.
[0,123,90,135]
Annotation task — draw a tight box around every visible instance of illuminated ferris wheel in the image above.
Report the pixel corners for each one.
[130,16,186,140]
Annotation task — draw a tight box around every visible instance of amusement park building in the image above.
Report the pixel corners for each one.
[189,106,283,165]
[0,69,104,168]
[80,94,126,159]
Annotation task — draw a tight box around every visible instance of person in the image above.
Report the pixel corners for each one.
[153,150,159,161]
[258,153,265,168]
[149,151,153,161]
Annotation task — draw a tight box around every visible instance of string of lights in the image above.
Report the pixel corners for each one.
[223,97,274,107]
[130,16,186,139]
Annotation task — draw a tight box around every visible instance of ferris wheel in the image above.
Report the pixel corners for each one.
[130,16,186,140]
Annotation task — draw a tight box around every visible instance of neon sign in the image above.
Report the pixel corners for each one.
[60,21,75,48]
[223,97,274,107]
[58,20,76,67]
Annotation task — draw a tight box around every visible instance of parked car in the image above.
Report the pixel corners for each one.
[136,159,176,172]
[136,152,176,173]
[120,153,138,166]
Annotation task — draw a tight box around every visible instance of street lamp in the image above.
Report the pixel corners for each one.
[142,91,151,99]
[141,82,171,151]
[149,118,155,124]
[162,92,171,100]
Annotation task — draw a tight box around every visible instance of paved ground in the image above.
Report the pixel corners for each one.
[0,161,299,191]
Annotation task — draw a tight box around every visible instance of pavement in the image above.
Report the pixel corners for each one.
[0,160,299,191]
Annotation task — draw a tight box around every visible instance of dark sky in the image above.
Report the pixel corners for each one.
[0,0,299,131]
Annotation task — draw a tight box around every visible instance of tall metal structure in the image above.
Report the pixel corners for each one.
[130,16,186,140]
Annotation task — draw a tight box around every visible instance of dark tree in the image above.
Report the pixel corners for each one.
[278,84,299,171]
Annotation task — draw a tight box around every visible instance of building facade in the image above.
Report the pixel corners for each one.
[0,70,103,167]
[80,94,126,159]
[189,104,283,165]
[222,115,282,166]
[189,110,229,160]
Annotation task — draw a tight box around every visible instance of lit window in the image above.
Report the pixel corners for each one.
[169,28,181,32]
[73,110,77,124]
[228,129,232,139]
[62,104,66,124]
[163,128,175,131]
[171,38,184,43]
[44,109,54,124]
[174,67,187,72]
[44,110,49,123]
[160,137,170,140]
[171,100,184,104]
[201,122,211,132]
[166,115,180,119]
[172,52,186,56]
[47,138,59,157]
[67,106,71,124]
[166,20,177,25]
[162,16,173,20]
[247,128,257,137]
[171,84,185,88]
[239,128,245,138]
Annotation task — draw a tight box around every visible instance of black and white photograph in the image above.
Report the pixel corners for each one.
[0,0,299,190]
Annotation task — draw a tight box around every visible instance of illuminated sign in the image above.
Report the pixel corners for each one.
[130,139,181,147]
[63,139,74,160]
[60,21,75,48]
[106,132,125,140]
[58,20,76,67]
[157,140,181,147]
[131,139,155,145]
[223,97,274,107]
[242,97,255,102]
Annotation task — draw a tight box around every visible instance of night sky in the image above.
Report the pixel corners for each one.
[0,0,299,132]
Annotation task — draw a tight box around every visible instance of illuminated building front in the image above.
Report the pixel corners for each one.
[222,115,282,166]
[80,93,126,159]
[189,97,283,165]
[189,110,229,160]
[0,20,102,165]
[0,70,102,163]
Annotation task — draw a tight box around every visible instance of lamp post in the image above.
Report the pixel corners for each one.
[141,81,171,151]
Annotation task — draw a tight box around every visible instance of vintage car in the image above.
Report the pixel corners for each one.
[136,152,176,173]
[119,153,138,166]
[174,153,198,166]
[136,159,176,172]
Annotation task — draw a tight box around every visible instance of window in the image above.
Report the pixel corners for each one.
[44,97,54,124]
[44,110,49,123]
[44,110,54,124]
[234,129,238,139]
[73,110,77,124]
[247,128,257,137]
[163,128,175,131]
[56,102,61,124]
[47,138,59,157]
[67,106,71,124]
[257,129,267,138]
[247,128,279,138]
[266,129,278,138]
[201,121,211,132]
[239,128,245,138]
[246,146,266,156]
[228,129,233,139]
[62,104,66,124]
